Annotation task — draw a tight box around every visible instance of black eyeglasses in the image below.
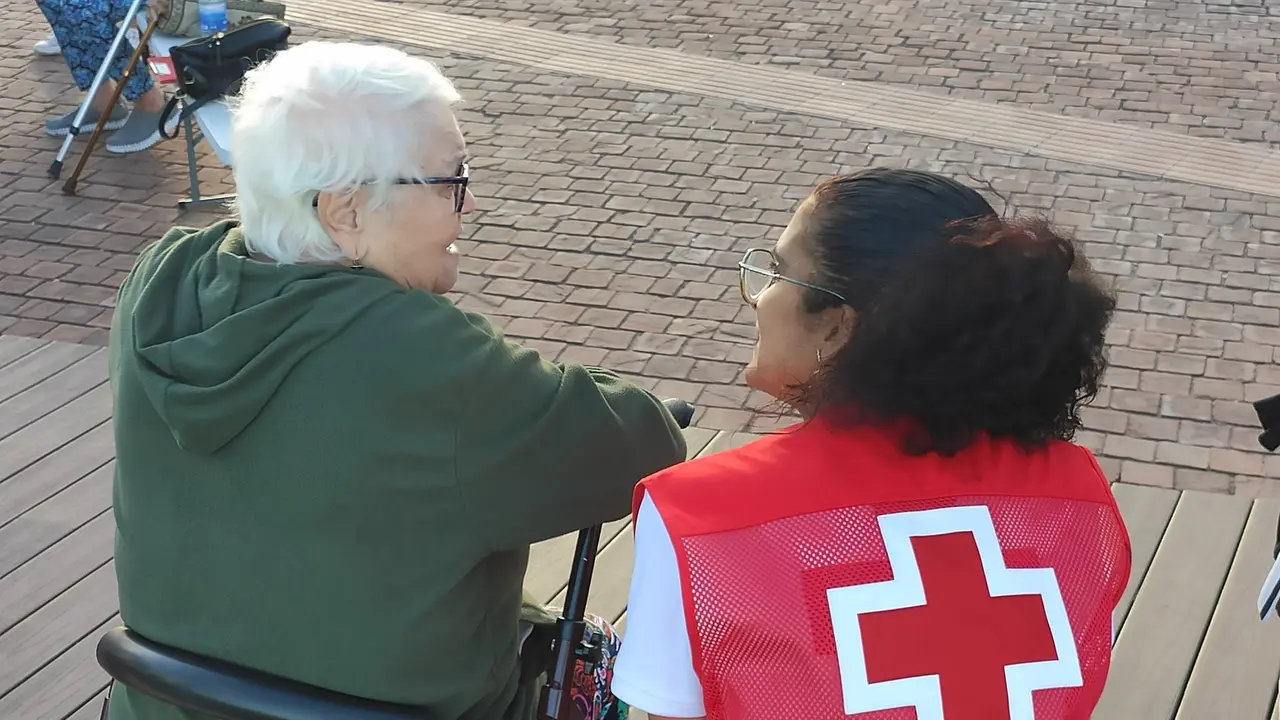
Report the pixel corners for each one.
[312,162,470,213]
[738,247,846,307]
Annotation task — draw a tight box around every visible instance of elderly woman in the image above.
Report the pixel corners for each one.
[105,41,686,720]
[612,169,1132,719]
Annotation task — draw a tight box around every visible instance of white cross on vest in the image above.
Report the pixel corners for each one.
[827,505,1083,720]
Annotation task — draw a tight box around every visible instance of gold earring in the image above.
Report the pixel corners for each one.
[816,348,823,364]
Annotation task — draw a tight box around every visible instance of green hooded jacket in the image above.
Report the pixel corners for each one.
[106,221,687,720]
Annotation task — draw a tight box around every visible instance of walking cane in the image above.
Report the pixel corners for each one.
[540,399,695,720]
[62,17,157,196]
[48,0,147,182]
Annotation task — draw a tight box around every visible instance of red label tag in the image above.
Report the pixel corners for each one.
[148,56,177,84]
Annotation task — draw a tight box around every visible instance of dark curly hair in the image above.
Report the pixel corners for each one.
[791,168,1115,456]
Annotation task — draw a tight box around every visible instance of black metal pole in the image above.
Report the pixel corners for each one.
[541,524,601,719]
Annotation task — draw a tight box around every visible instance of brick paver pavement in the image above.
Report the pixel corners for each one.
[388,0,1280,146]
[1,1,1278,493]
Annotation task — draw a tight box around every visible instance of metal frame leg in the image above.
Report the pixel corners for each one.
[98,683,112,720]
[176,111,233,211]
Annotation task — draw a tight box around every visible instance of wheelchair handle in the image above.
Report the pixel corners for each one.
[1255,392,1280,452]
[663,398,695,430]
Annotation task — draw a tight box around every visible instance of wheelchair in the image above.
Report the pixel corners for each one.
[95,399,697,720]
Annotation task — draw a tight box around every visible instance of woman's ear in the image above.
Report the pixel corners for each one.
[315,191,365,261]
[316,191,361,235]
[819,304,856,357]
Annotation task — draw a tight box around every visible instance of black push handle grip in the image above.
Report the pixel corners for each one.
[663,398,695,429]
[1255,392,1280,452]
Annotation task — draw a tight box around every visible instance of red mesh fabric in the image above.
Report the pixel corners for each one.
[679,495,1127,720]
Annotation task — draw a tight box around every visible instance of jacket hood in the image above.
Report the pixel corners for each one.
[122,221,398,454]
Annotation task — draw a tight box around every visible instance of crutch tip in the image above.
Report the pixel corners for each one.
[47,160,62,180]
[62,178,78,196]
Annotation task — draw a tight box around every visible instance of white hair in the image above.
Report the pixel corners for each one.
[228,41,461,264]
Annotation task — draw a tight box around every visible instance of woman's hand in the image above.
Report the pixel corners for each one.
[147,0,172,26]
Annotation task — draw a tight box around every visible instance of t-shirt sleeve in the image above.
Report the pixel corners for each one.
[612,492,706,718]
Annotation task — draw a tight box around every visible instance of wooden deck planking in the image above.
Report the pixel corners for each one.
[1109,482,1180,630]
[1095,490,1253,720]
[0,462,115,579]
[65,690,110,720]
[0,383,112,483]
[0,614,121,720]
[1176,500,1280,719]
[0,341,96,407]
[0,513,115,636]
[0,337,119,719]
[0,421,114,529]
[679,427,720,462]
[3,336,1280,718]
[0,336,46,369]
[0,561,118,697]
[0,348,108,440]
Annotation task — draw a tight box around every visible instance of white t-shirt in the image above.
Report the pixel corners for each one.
[611,492,705,717]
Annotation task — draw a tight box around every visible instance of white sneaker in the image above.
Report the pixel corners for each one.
[34,33,61,56]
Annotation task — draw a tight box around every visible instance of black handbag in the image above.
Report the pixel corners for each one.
[157,18,291,139]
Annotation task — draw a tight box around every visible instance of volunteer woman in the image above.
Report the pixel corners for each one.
[612,168,1132,720]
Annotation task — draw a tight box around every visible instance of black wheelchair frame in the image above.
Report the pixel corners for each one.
[1255,392,1280,558]
[96,399,697,720]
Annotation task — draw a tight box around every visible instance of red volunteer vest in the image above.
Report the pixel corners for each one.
[636,419,1131,720]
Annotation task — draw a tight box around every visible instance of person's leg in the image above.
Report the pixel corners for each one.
[103,0,155,105]
[105,80,169,153]
[103,0,175,153]
[37,0,129,135]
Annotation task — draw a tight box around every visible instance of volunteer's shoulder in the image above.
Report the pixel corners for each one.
[1055,439,1118,498]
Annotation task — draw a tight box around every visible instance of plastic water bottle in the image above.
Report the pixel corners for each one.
[197,0,228,34]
